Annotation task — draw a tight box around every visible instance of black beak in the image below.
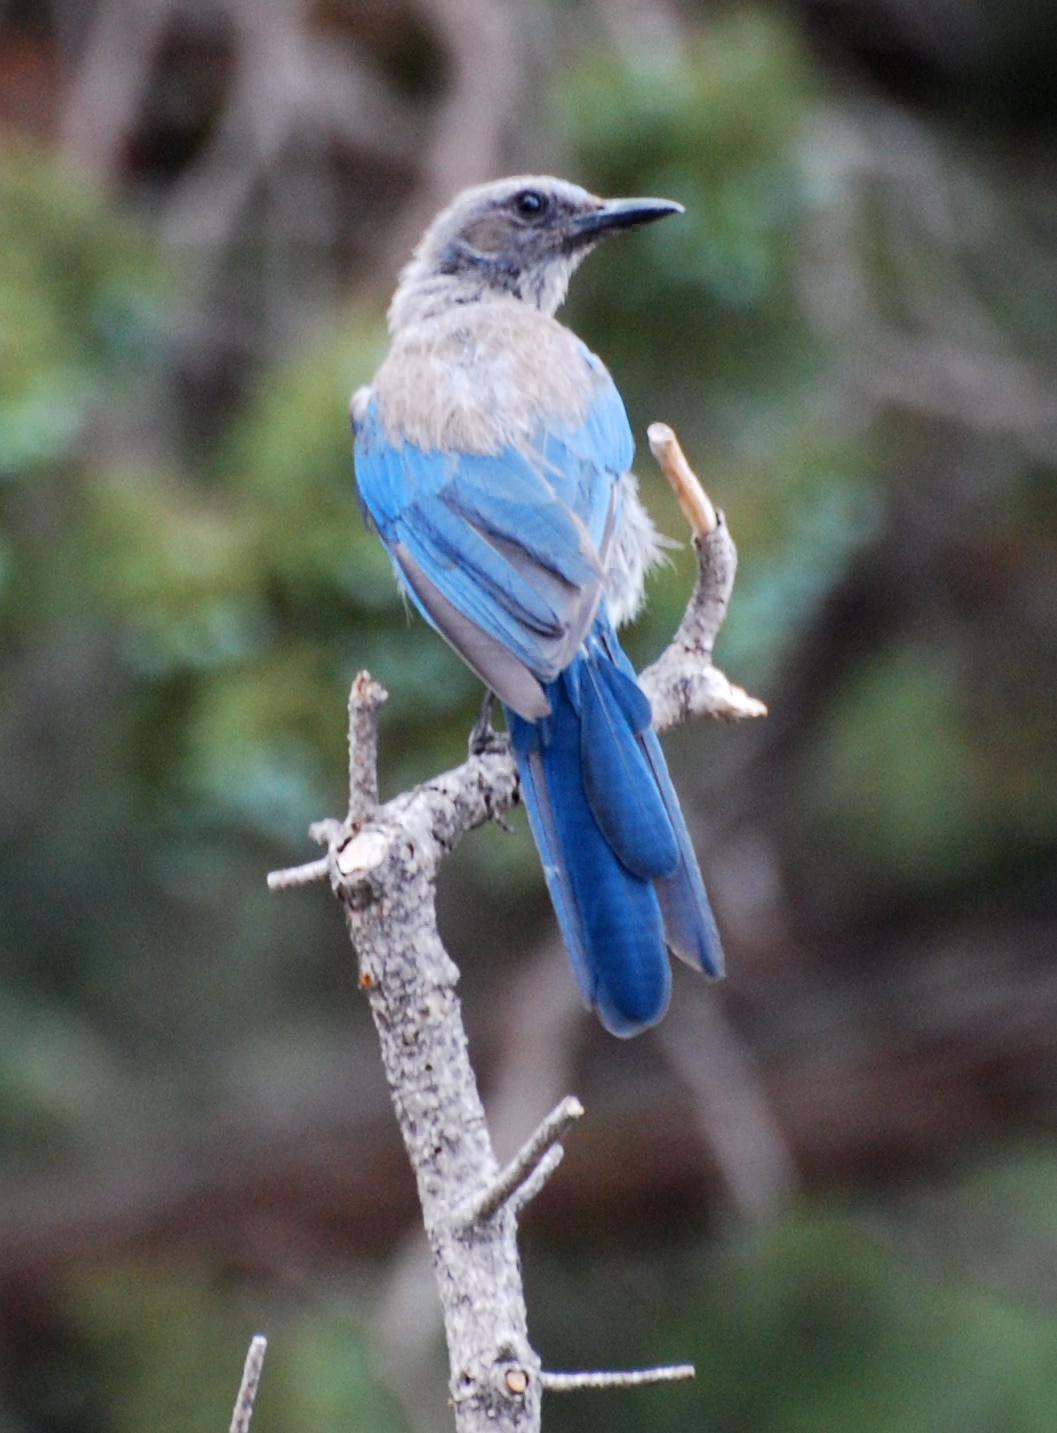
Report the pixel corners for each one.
[568,195,684,245]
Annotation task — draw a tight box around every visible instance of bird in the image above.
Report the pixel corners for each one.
[351,175,723,1035]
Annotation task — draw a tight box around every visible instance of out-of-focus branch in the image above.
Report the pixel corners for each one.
[383,0,523,274]
[798,98,1057,462]
[160,0,419,269]
[229,1336,267,1433]
[658,981,797,1219]
[58,0,483,352]
[485,937,585,1164]
[59,0,172,185]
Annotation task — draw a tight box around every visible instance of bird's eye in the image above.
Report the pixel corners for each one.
[513,189,547,219]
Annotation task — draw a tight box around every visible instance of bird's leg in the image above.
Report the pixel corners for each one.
[468,689,508,757]
[468,691,515,830]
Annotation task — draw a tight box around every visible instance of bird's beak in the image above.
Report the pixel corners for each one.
[568,195,684,245]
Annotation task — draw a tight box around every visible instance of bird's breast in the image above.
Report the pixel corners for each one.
[371,306,607,455]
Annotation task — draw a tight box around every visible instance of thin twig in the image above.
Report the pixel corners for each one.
[508,1144,564,1218]
[647,423,717,536]
[640,427,767,731]
[541,1363,695,1391]
[229,1335,267,1433]
[347,671,387,824]
[266,856,329,890]
[463,1096,584,1226]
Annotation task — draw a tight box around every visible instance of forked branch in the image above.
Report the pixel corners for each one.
[268,428,764,1431]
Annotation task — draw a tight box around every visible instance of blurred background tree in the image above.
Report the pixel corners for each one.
[0,0,1056,1430]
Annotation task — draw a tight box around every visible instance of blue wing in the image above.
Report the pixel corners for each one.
[353,374,633,719]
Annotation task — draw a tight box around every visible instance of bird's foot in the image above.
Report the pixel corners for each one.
[468,690,509,758]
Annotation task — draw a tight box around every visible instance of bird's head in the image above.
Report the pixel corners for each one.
[388,175,683,330]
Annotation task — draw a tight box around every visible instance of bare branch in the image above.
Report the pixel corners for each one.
[347,670,386,825]
[648,422,717,537]
[229,1335,267,1433]
[640,428,767,731]
[308,737,534,1430]
[462,1096,584,1226]
[541,1363,695,1392]
[266,856,329,890]
[268,421,759,1428]
[507,1145,564,1219]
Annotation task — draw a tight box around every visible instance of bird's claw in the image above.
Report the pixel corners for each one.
[468,690,509,758]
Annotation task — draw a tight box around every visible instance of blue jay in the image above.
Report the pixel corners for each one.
[352,175,722,1035]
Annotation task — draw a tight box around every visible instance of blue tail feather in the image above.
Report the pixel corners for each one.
[638,722,724,977]
[579,662,678,878]
[507,628,722,1036]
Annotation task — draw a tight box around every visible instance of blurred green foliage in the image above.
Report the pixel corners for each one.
[0,143,361,1183]
[562,8,882,683]
[565,8,811,397]
[0,144,161,478]
[816,640,988,879]
[565,4,1057,909]
[531,1144,1057,1433]
[51,1263,403,1433]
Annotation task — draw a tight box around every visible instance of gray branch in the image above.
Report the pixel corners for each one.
[268,428,763,1429]
[229,1335,267,1433]
[506,1145,565,1219]
[461,1096,583,1226]
[541,1363,696,1392]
